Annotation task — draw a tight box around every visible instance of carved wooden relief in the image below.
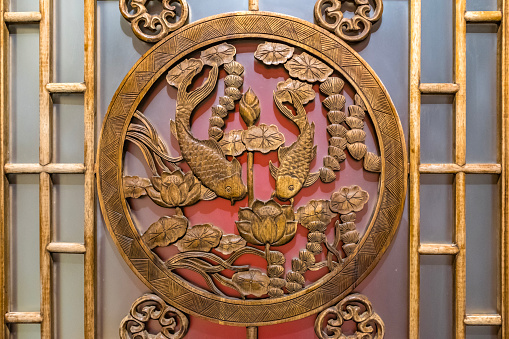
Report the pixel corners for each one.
[98,11,406,329]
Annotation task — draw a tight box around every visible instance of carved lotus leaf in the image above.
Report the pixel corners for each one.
[284,52,333,83]
[151,169,202,207]
[200,42,236,66]
[232,269,270,297]
[216,234,246,255]
[166,58,204,88]
[236,199,297,246]
[219,129,246,156]
[176,224,223,252]
[275,79,315,105]
[254,41,295,65]
[296,200,335,231]
[123,176,151,198]
[330,185,369,214]
[242,124,285,153]
[141,209,189,249]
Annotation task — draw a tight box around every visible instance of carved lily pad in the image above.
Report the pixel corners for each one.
[166,58,204,88]
[232,269,270,297]
[123,176,151,198]
[296,200,335,232]
[200,43,236,66]
[176,224,223,252]
[219,129,246,156]
[254,41,294,65]
[284,52,333,83]
[242,124,285,153]
[142,208,189,249]
[216,234,247,255]
[275,79,315,105]
[330,185,369,214]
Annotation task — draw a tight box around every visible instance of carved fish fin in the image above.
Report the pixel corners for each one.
[278,145,290,161]
[269,161,279,179]
[231,157,242,174]
[312,145,318,160]
[303,172,320,187]
[201,187,217,201]
[170,120,178,141]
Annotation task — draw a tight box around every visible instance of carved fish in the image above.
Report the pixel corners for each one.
[175,121,247,204]
[269,122,319,201]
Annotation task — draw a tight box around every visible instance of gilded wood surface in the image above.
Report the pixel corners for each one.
[97,12,406,326]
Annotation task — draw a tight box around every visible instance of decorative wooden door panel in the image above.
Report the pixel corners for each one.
[0,0,507,338]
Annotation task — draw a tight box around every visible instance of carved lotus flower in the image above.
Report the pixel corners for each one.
[151,169,202,207]
[285,52,333,83]
[330,185,369,214]
[296,200,335,232]
[236,200,297,246]
[166,58,204,88]
[254,41,295,65]
[239,88,260,127]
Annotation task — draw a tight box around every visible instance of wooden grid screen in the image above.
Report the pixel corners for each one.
[0,0,96,338]
[410,1,509,338]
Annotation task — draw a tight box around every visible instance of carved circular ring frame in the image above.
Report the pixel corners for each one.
[97,12,407,326]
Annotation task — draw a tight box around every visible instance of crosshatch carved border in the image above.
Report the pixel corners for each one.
[97,11,407,326]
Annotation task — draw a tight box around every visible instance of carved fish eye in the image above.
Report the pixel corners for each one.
[288,185,294,191]
[225,186,232,193]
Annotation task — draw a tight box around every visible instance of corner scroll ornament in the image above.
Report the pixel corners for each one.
[119,0,189,43]
[120,294,189,339]
[314,293,385,339]
[314,0,383,43]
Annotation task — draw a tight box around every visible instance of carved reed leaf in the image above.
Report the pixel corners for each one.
[330,185,369,214]
[142,209,189,249]
[275,79,315,104]
[216,234,247,255]
[201,42,236,66]
[176,223,223,252]
[219,129,246,156]
[242,124,285,153]
[254,41,295,65]
[285,52,333,83]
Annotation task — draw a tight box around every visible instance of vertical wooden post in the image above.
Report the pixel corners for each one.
[0,1,9,338]
[409,0,421,337]
[249,0,259,11]
[246,326,258,339]
[83,0,97,337]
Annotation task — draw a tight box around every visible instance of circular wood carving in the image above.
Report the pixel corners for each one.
[97,12,407,326]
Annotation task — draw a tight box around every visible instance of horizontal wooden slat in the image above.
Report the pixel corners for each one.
[47,242,86,254]
[465,11,502,23]
[418,244,460,255]
[4,312,42,323]
[3,12,41,23]
[46,82,86,93]
[420,163,501,174]
[4,163,86,174]
[464,314,502,326]
[419,83,460,94]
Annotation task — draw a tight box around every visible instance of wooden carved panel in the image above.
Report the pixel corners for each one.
[97,12,406,327]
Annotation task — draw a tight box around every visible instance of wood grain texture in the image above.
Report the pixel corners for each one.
[465,11,502,22]
[464,314,502,326]
[419,163,502,174]
[46,242,86,254]
[46,82,86,93]
[4,312,42,324]
[4,163,86,174]
[418,244,459,255]
[246,326,258,339]
[419,83,459,94]
[409,0,421,337]
[97,12,407,326]
[248,0,259,11]
[3,12,41,23]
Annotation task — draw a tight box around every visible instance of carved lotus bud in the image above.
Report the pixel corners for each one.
[327,124,348,138]
[327,110,346,124]
[349,105,366,119]
[236,199,297,246]
[224,74,243,88]
[346,129,366,144]
[323,94,346,110]
[319,167,336,183]
[364,152,382,172]
[209,115,225,128]
[347,143,367,160]
[329,137,347,150]
[212,105,228,118]
[151,169,202,207]
[239,88,261,127]
[219,96,235,111]
[225,86,242,100]
[320,77,345,96]
[323,155,341,171]
[224,60,244,76]
[346,116,364,130]
[328,146,346,163]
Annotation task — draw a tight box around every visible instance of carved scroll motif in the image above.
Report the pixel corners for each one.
[119,0,189,43]
[314,0,383,42]
[314,293,385,339]
[120,294,189,339]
